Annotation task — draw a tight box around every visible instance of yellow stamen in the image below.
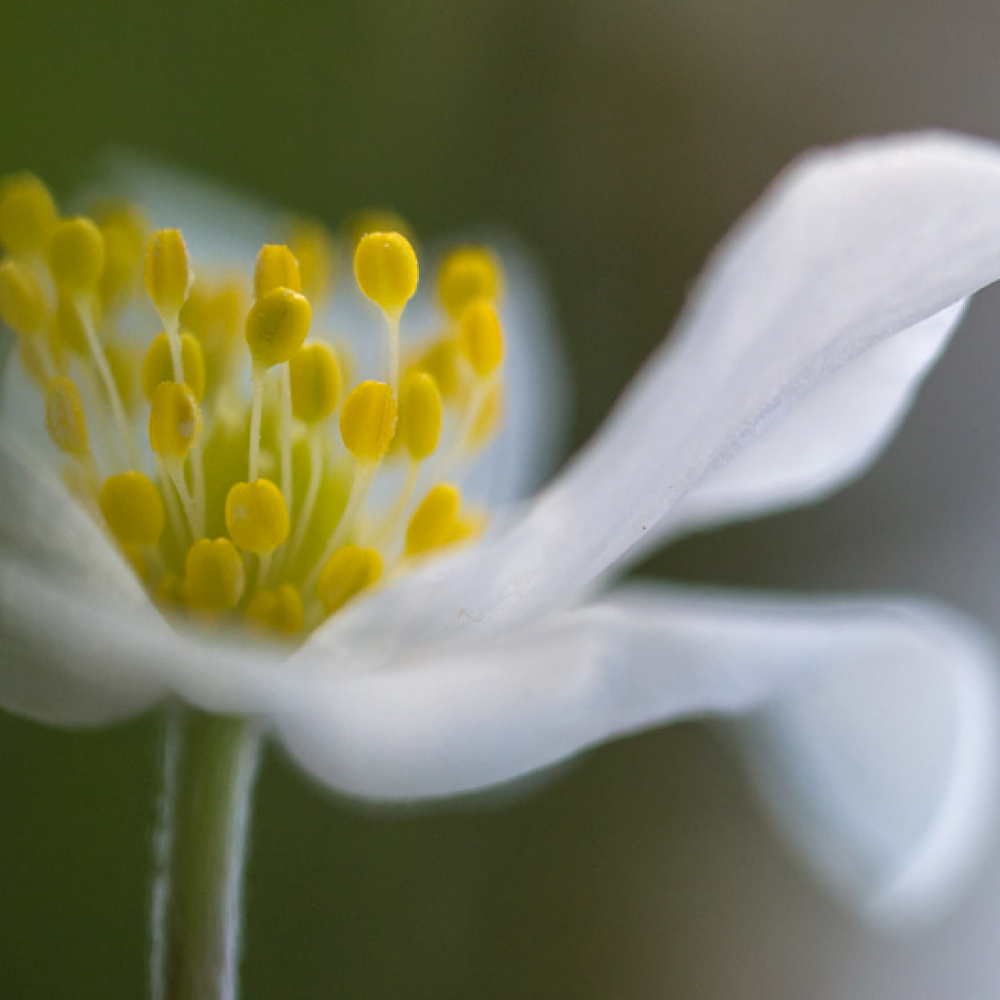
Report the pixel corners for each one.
[145,228,192,322]
[48,217,105,295]
[184,537,245,611]
[339,380,397,462]
[254,243,302,299]
[354,231,419,319]
[398,370,442,461]
[317,545,382,614]
[0,173,56,254]
[0,259,47,334]
[289,341,341,425]
[405,483,461,556]
[99,471,165,547]
[414,338,460,398]
[149,381,202,460]
[245,286,312,370]
[458,300,504,378]
[225,478,290,554]
[437,246,501,319]
[45,376,89,456]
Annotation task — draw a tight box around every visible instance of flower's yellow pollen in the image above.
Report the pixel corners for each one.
[245,583,304,635]
[346,209,414,250]
[142,331,206,402]
[45,376,89,455]
[0,259,47,334]
[148,381,202,459]
[184,537,245,611]
[254,244,302,299]
[414,339,460,398]
[245,286,311,370]
[289,342,341,424]
[437,246,501,319]
[458,300,504,378]
[354,231,418,318]
[405,483,461,556]
[225,479,290,553]
[48,217,105,295]
[145,228,192,319]
[0,173,56,254]
[8,169,507,642]
[398,371,443,461]
[317,545,382,614]
[339,380,397,461]
[99,471,165,547]
[289,218,336,302]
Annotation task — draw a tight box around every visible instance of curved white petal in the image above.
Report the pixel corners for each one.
[661,300,965,538]
[279,579,999,928]
[731,600,999,926]
[317,131,1000,661]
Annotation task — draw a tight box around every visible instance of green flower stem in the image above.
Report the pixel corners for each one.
[151,707,262,1000]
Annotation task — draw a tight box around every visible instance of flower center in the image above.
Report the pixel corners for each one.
[0,173,506,641]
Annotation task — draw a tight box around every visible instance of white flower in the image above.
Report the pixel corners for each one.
[3,131,1000,927]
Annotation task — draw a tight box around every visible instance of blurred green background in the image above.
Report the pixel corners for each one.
[7,0,1000,997]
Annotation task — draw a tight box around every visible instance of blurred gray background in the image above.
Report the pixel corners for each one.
[4,0,1000,996]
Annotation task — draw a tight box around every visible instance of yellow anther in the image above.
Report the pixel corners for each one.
[245,286,311,370]
[289,218,336,302]
[0,259,47,334]
[398,370,443,461]
[145,228,192,318]
[225,478,290,553]
[142,331,206,401]
[98,471,165,547]
[354,231,418,318]
[245,583,304,636]
[415,338,459,398]
[405,483,461,556]
[52,294,93,355]
[437,246,501,319]
[289,341,341,424]
[97,203,147,306]
[156,572,184,608]
[254,243,302,299]
[317,545,382,614]
[339,380,397,461]
[184,537,245,611]
[458,300,504,378]
[45,376,89,456]
[48,217,105,295]
[148,381,202,459]
[469,381,504,447]
[0,173,56,254]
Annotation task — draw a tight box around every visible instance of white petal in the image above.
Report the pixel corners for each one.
[318,131,1000,659]
[662,301,965,537]
[0,553,301,725]
[731,599,999,926]
[279,577,999,926]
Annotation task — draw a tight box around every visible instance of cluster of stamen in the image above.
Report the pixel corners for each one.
[0,173,506,641]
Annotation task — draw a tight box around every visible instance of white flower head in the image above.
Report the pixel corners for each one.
[3,132,1000,927]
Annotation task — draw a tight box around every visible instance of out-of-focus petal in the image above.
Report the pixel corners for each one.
[318,132,1000,661]
[732,598,999,927]
[279,579,998,920]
